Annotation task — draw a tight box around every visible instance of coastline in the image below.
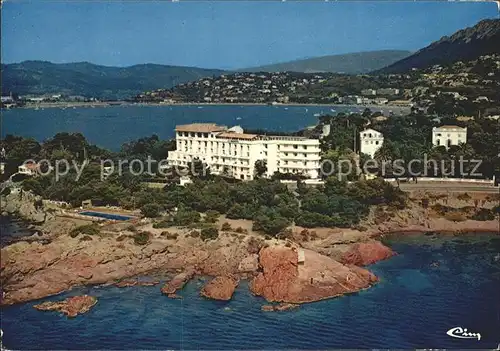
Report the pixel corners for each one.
[1,205,497,306]
[10,101,411,114]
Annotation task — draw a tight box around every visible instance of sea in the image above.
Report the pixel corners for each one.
[1,104,373,151]
[1,105,499,349]
[1,233,499,350]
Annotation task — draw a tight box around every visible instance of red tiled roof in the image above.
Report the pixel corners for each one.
[175,123,226,133]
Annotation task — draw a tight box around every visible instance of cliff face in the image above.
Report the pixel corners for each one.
[1,190,54,223]
[380,19,500,73]
[250,246,378,303]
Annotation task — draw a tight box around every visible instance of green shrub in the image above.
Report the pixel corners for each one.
[221,222,232,231]
[172,208,200,226]
[141,203,162,218]
[69,224,100,238]
[200,227,219,241]
[153,219,172,228]
[80,235,93,241]
[133,231,151,245]
[252,212,290,235]
[235,226,247,234]
[126,225,137,232]
[205,210,220,223]
[116,234,128,242]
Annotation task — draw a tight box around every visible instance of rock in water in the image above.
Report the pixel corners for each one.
[200,276,239,301]
[341,240,395,266]
[33,295,97,317]
[161,270,195,296]
[250,246,378,304]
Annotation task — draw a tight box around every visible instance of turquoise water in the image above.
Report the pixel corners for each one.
[1,233,499,349]
[1,105,355,151]
[79,211,134,221]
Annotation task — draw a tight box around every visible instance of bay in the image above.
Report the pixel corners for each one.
[1,105,362,151]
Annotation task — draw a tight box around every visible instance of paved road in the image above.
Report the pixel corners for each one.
[397,182,500,194]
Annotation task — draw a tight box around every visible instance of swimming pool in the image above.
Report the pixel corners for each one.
[79,211,134,221]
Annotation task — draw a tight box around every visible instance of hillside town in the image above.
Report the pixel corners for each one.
[131,54,500,118]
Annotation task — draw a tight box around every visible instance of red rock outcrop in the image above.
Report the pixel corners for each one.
[200,276,239,301]
[161,270,195,296]
[250,246,377,304]
[341,240,394,266]
[33,295,97,317]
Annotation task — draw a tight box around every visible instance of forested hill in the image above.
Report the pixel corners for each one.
[239,50,412,74]
[379,19,500,73]
[1,61,225,100]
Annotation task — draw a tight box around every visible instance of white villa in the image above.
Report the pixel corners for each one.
[167,123,321,180]
[18,162,39,176]
[359,129,384,158]
[432,125,467,149]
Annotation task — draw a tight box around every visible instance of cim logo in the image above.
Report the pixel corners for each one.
[446,327,481,341]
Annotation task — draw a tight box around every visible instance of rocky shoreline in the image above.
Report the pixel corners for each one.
[0,191,498,311]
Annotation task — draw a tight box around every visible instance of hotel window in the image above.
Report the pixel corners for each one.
[285,153,288,156]
[294,153,297,157]
[303,146,307,150]
[293,145,298,149]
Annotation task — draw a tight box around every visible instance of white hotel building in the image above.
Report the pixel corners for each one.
[167,123,321,180]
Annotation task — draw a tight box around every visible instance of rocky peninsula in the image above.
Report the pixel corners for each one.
[0,188,498,310]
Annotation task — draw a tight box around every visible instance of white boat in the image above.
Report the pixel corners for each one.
[314,113,321,117]
[236,117,242,120]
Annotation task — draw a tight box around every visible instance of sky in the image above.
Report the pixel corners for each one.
[1,1,497,70]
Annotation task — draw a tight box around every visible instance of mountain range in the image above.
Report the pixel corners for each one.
[379,19,500,73]
[1,61,224,100]
[2,18,499,99]
[238,50,412,74]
